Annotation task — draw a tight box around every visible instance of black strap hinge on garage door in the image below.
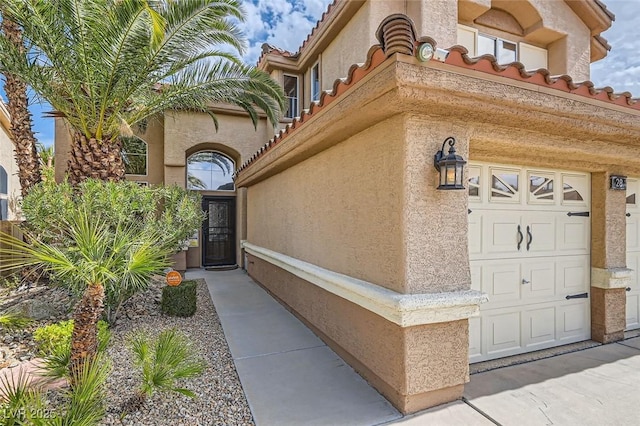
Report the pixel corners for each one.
[566,292,589,300]
[567,211,589,217]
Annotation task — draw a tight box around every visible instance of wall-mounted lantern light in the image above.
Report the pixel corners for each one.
[433,137,466,190]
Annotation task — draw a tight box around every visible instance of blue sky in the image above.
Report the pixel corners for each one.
[2,0,638,148]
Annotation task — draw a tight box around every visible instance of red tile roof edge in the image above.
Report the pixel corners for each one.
[443,44,640,110]
[256,0,338,67]
[237,44,386,176]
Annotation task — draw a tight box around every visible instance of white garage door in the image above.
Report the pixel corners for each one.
[468,163,591,363]
[626,178,640,330]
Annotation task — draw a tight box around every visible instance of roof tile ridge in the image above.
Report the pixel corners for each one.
[444,45,640,109]
[237,44,386,176]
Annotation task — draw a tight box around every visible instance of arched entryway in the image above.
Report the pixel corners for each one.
[187,150,237,267]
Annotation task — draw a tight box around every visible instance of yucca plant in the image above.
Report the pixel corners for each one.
[0,208,173,383]
[120,328,205,418]
[0,0,285,184]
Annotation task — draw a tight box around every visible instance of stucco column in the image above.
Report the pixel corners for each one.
[394,115,473,411]
[591,172,630,343]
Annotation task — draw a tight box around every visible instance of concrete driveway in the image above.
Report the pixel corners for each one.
[459,338,640,426]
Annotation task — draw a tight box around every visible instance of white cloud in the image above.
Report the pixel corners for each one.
[239,0,333,64]
[590,1,640,95]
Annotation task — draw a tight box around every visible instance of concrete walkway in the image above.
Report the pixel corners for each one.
[189,269,640,426]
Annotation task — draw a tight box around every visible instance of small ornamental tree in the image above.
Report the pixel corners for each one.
[20,178,204,323]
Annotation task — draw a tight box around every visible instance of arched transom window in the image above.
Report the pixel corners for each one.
[187,151,235,191]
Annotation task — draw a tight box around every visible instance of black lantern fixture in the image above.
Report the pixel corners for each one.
[433,137,466,190]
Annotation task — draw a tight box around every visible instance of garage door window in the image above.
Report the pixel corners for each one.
[529,173,554,203]
[468,166,481,199]
[562,174,587,204]
[490,168,519,202]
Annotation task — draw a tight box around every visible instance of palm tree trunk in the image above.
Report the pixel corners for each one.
[0,17,42,197]
[67,132,125,185]
[69,283,105,384]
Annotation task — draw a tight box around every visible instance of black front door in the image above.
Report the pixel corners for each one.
[202,197,236,266]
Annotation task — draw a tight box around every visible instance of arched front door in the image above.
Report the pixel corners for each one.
[187,150,237,267]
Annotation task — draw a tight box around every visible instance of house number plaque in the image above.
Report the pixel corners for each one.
[610,175,627,190]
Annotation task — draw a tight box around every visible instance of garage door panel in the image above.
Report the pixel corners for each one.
[482,263,521,304]
[628,178,640,330]
[525,214,556,253]
[484,310,521,356]
[556,257,590,295]
[469,214,482,256]
[522,260,555,300]
[557,218,590,253]
[626,295,640,330]
[557,302,590,342]
[523,305,556,348]
[470,163,590,362]
[484,214,520,255]
[626,217,639,251]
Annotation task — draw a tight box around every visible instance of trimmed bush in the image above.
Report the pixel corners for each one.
[33,319,110,356]
[161,280,197,317]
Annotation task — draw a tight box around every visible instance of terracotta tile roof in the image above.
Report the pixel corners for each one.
[594,0,616,20]
[238,13,637,179]
[237,45,386,175]
[444,45,640,110]
[256,0,338,66]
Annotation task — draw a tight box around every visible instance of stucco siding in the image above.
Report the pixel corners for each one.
[321,3,376,91]
[246,115,405,292]
[0,120,20,219]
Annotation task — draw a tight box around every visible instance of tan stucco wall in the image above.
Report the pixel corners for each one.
[163,110,272,168]
[403,115,471,294]
[321,2,377,92]
[247,254,469,414]
[0,116,21,220]
[246,114,405,292]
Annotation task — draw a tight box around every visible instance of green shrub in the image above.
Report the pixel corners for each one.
[20,178,205,323]
[121,328,205,418]
[161,280,197,317]
[33,320,110,356]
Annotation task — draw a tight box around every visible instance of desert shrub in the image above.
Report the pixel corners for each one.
[161,280,197,317]
[120,328,205,418]
[20,178,204,323]
[34,320,110,356]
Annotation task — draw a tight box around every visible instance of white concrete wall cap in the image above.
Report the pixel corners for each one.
[591,267,633,289]
[242,241,488,327]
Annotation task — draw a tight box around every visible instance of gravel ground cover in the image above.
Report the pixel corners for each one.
[100,278,254,426]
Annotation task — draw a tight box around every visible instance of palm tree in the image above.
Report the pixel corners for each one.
[0,208,172,382]
[0,0,285,185]
[0,14,42,196]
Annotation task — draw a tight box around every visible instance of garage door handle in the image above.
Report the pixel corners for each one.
[567,211,589,217]
[517,225,523,250]
[566,292,588,300]
[526,225,532,251]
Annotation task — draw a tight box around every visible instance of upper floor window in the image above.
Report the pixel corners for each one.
[458,24,547,71]
[283,74,299,119]
[187,151,235,191]
[311,63,320,102]
[0,165,7,220]
[121,136,148,176]
[477,34,517,64]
